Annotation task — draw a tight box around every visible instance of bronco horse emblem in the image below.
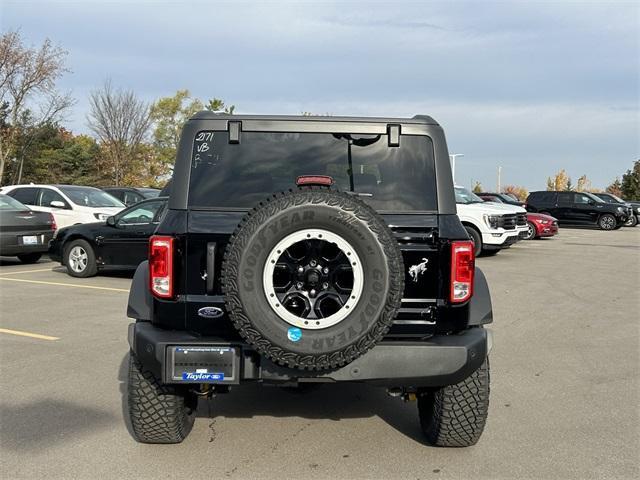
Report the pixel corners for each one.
[408,258,429,282]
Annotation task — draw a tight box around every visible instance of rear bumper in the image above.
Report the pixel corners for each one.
[128,322,490,388]
[0,231,53,256]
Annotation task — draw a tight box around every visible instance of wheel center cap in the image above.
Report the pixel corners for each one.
[306,270,320,286]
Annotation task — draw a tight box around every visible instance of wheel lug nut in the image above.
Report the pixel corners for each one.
[296,282,303,289]
[297,266,304,273]
[323,267,329,274]
[310,259,317,267]
[322,282,329,290]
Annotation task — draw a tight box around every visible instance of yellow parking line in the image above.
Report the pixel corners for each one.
[0,328,59,341]
[0,268,53,276]
[0,277,129,292]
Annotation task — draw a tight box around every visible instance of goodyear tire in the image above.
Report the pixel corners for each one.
[222,187,404,371]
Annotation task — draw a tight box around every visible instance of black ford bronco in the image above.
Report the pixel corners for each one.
[126,113,493,447]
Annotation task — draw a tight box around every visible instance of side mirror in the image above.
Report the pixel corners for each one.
[50,200,66,209]
[106,216,116,226]
[588,200,595,205]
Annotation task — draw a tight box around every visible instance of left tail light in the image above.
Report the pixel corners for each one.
[49,213,57,231]
[450,240,475,303]
[149,236,175,299]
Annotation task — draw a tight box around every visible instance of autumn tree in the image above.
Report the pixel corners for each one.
[547,169,570,191]
[472,181,483,193]
[502,185,528,201]
[606,178,623,197]
[575,174,592,192]
[0,30,74,184]
[620,160,640,200]
[87,80,151,185]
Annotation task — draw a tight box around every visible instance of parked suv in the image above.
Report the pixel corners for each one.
[126,114,493,447]
[527,191,628,230]
[0,184,125,229]
[455,185,526,255]
[593,192,638,227]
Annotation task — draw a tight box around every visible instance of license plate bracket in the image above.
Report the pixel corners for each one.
[169,346,238,383]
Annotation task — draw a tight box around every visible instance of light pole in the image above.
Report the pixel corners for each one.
[449,154,464,183]
[497,166,502,192]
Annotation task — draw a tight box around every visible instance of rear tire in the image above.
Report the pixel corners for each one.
[418,358,490,447]
[464,225,482,257]
[127,353,196,444]
[64,239,97,277]
[598,214,616,231]
[625,215,638,227]
[17,253,42,264]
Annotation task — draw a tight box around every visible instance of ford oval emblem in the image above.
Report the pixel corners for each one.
[198,306,224,319]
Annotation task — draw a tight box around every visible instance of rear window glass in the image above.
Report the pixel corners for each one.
[187,131,437,212]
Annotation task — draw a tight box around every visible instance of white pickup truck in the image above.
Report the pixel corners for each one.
[455,186,528,256]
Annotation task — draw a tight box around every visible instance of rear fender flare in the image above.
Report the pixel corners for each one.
[127,261,151,320]
[468,267,492,325]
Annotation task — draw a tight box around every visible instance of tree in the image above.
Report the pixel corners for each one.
[206,98,235,114]
[575,174,592,192]
[546,176,555,191]
[150,90,204,176]
[547,169,570,191]
[87,80,151,185]
[0,30,74,184]
[149,90,235,178]
[472,181,483,193]
[502,185,528,201]
[620,160,640,200]
[606,178,623,197]
[565,177,573,191]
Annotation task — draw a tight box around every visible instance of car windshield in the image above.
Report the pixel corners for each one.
[601,193,624,203]
[455,186,484,204]
[59,186,124,208]
[0,194,28,211]
[187,131,437,212]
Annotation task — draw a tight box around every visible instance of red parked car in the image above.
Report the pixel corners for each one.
[524,212,558,240]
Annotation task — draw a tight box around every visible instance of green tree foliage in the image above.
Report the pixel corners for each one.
[150,91,234,177]
[150,90,203,174]
[620,160,640,200]
[472,181,483,193]
[15,123,100,184]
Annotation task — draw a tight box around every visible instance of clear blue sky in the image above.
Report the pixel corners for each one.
[2,0,638,191]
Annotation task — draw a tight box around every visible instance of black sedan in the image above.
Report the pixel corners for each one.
[49,197,167,277]
[0,194,56,263]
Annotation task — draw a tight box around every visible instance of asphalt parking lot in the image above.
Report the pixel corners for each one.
[1,227,638,480]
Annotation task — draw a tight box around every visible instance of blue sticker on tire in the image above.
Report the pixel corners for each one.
[287,327,302,342]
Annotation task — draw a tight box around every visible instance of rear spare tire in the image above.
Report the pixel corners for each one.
[222,187,404,371]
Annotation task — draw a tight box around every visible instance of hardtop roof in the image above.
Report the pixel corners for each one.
[189,112,439,125]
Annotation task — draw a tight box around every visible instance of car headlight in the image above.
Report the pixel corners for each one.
[616,206,624,213]
[94,213,109,221]
[483,214,500,229]
[536,219,549,224]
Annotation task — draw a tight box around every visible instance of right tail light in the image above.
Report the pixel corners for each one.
[149,236,174,299]
[450,240,475,303]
